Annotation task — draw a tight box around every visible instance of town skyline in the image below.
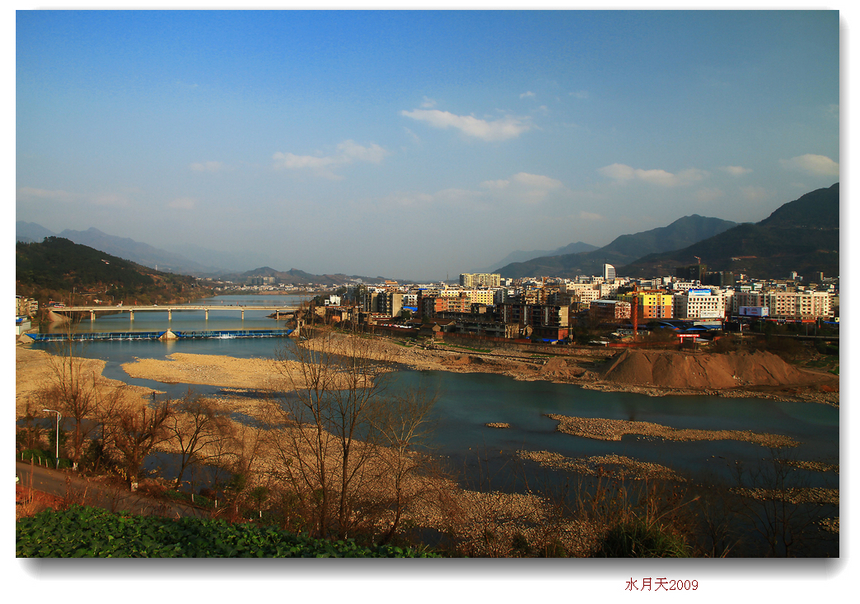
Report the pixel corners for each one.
[16,8,840,280]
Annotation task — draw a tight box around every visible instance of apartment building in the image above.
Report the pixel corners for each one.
[565,283,602,308]
[673,288,725,320]
[732,290,764,314]
[418,292,471,317]
[617,290,674,320]
[497,301,570,340]
[589,299,632,322]
[762,290,832,320]
[459,273,501,288]
[16,296,38,317]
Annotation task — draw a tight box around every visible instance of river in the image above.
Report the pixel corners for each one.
[33,294,839,491]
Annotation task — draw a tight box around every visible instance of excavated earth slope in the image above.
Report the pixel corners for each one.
[601,349,836,391]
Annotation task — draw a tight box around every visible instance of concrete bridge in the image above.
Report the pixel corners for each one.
[49,304,300,321]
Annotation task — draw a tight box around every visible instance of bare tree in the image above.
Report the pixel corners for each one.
[163,390,232,488]
[42,336,101,469]
[731,448,835,557]
[373,383,438,544]
[269,327,418,539]
[102,396,173,490]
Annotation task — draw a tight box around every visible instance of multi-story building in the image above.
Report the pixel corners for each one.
[16,296,38,317]
[617,290,674,320]
[377,292,404,317]
[418,292,471,317]
[497,302,570,340]
[603,264,616,281]
[762,290,832,320]
[732,290,764,314]
[459,273,501,288]
[589,299,632,322]
[673,288,725,320]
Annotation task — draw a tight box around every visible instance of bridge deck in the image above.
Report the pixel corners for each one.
[51,305,300,313]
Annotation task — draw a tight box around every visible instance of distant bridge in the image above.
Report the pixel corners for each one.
[49,304,300,321]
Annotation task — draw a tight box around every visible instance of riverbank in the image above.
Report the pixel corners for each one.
[15,345,154,419]
[301,331,840,406]
[14,336,839,556]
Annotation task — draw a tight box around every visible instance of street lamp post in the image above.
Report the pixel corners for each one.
[42,408,61,469]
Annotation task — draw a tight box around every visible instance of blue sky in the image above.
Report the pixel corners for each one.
[15,8,841,279]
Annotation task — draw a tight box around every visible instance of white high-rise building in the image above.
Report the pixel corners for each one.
[603,264,616,281]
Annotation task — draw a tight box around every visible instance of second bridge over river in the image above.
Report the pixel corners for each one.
[50,304,301,321]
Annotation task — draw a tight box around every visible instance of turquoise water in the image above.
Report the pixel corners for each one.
[31,294,839,489]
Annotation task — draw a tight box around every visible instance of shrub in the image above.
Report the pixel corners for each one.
[16,505,441,558]
[593,518,691,558]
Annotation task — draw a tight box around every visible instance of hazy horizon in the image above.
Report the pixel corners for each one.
[16,9,839,281]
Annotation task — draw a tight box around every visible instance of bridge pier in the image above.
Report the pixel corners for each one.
[129,310,134,321]
[205,309,209,320]
[168,309,172,321]
[90,310,96,322]
[241,309,244,320]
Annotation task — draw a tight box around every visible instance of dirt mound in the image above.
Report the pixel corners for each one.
[601,349,835,391]
[539,357,586,379]
[441,355,483,367]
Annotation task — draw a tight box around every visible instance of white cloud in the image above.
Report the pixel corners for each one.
[598,163,636,181]
[400,108,532,142]
[721,166,752,177]
[273,139,389,179]
[569,90,589,99]
[599,164,708,187]
[520,91,536,99]
[337,140,387,163]
[190,161,226,173]
[480,172,565,204]
[420,96,437,109]
[578,210,602,221]
[480,178,510,190]
[779,154,839,177]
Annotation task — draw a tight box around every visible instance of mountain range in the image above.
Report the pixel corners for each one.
[495,183,838,280]
[16,183,839,283]
[620,183,839,279]
[496,214,739,279]
[479,241,599,272]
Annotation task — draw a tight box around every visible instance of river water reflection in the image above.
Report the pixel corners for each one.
[34,294,839,490]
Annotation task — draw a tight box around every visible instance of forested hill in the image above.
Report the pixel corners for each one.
[16,237,213,308]
[621,183,839,279]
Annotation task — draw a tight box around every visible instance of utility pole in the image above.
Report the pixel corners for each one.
[43,408,61,469]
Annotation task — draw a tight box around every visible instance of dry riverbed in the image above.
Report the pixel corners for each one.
[545,414,799,448]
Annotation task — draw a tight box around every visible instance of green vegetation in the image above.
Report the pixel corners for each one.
[16,236,212,310]
[592,518,691,558]
[16,505,440,558]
